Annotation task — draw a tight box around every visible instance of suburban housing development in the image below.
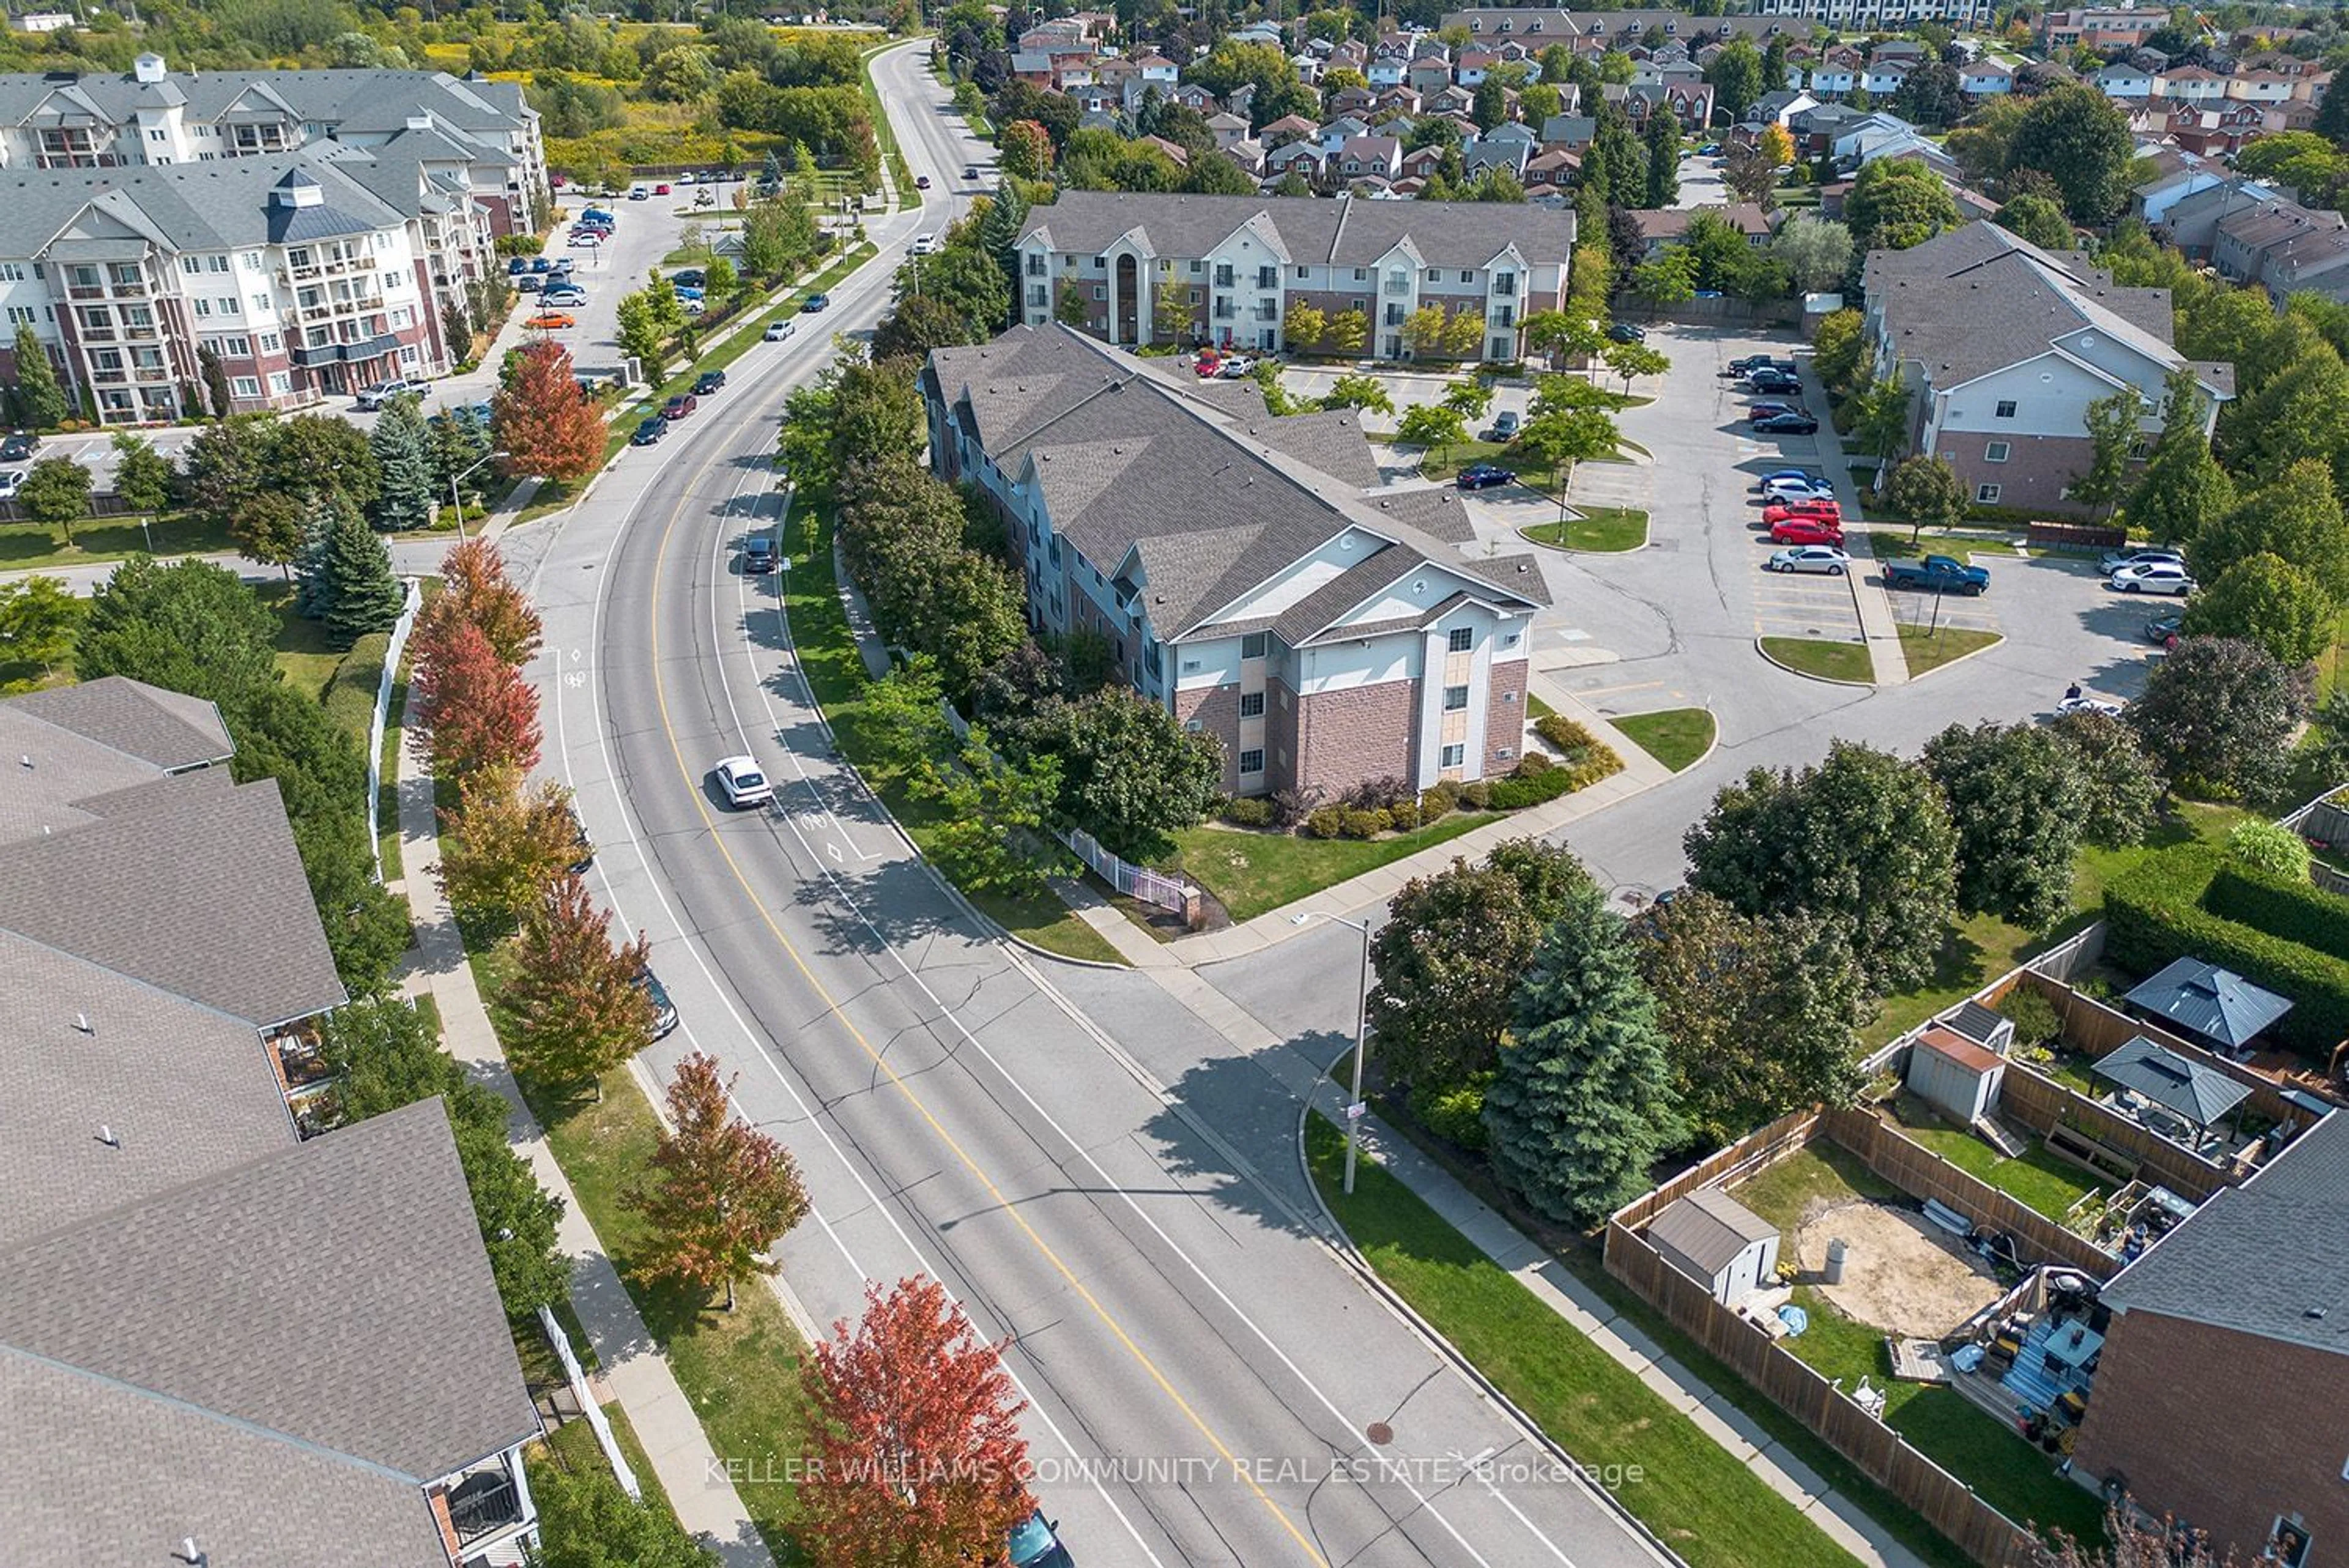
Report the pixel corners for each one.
[1014,191,1576,362]
[925,324,1549,798]
[0,677,540,1566]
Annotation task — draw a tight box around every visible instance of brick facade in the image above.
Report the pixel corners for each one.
[1174,682,1246,795]
[1296,678,1419,797]
[1940,431,2096,516]
[1484,660,1528,777]
[2071,1309,2347,1561]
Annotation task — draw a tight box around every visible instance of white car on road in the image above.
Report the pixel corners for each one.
[910,232,939,255]
[354,379,415,410]
[715,756,773,809]
[1765,544,1850,575]
[2109,561,2194,595]
[763,320,796,342]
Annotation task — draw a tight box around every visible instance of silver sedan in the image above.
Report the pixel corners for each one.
[1766,544,1852,575]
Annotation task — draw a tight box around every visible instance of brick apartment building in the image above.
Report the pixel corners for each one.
[1014,191,1575,363]
[1860,222,2232,516]
[924,325,1549,800]
[2071,1109,2349,1566]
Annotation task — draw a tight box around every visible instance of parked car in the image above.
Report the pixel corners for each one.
[354,379,414,410]
[525,311,577,330]
[653,182,672,195]
[801,292,831,312]
[2056,693,2124,718]
[1760,475,1830,502]
[0,469,21,500]
[628,186,650,200]
[963,164,980,179]
[715,754,773,808]
[1762,499,1841,525]
[2110,560,2194,595]
[1769,516,1845,546]
[663,393,699,420]
[631,415,669,446]
[1746,403,1800,423]
[681,298,706,316]
[1756,466,1824,486]
[763,320,796,342]
[1698,142,1722,156]
[1215,355,1257,377]
[742,533,777,574]
[431,401,494,428]
[516,275,544,292]
[541,288,587,308]
[565,232,602,248]
[550,257,575,274]
[1482,409,1521,442]
[1457,462,1516,490]
[1752,412,1820,434]
[2099,546,2185,577]
[672,268,705,288]
[0,431,40,462]
[635,967,679,1039]
[1608,321,1646,343]
[507,257,529,276]
[693,370,726,396]
[1726,355,1797,378]
[1747,370,1803,395]
[2144,610,2184,647]
[579,207,615,225]
[1884,554,1991,595]
[1007,1510,1074,1568]
[671,284,705,301]
[1767,544,1850,575]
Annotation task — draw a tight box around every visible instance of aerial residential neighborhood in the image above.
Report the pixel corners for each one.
[6,0,2349,1566]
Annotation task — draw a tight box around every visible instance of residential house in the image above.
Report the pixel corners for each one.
[1170,80,1220,114]
[1428,83,1477,117]
[2158,98,2268,157]
[2038,6,2166,51]
[1624,202,1781,260]
[1139,134,1192,169]
[1960,61,2014,97]
[924,325,1551,798]
[1463,136,1532,180]
[1337,135,1401,182]
[1408,53,1458,98]
[1012,189,1575,362]
[1315,114,1371,155]
[1863,58,1913,97]
[1261,112,1319,150]
[2212,201,2349,304]
[1860,221,2233,514]
[1398,144,1449,184]
[2154,64,2230,105]
[2131,147,2233,225]
[2070,1109,2349,1567]
[1540,113,1598,148]
[1373,116,1417,141]
[1206,110,1252,152]
[1750,88,1820,128]
[1227,81,1258,122]
[1810,60,1858,98]
[1523,146,1579,196]
[2225,69,2298,106]
[2093,62,2154,99]
[1263,140,1326,185]
[1325,84,1377,119]
[1455,48,1499,86]
[2154,176,2287,253]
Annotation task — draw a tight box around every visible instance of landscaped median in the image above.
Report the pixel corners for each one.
[1518,505,1650,552]
[1612,707,1715,773]
[1761,635,1875,685]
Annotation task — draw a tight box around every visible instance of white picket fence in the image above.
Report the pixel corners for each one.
[367,578,425,882]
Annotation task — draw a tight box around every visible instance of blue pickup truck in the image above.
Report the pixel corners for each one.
[1883,554,1989,595]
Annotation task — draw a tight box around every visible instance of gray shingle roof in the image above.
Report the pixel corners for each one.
[2102,1109,2349,1354]
[0,1097,540,1482]
[2,149,413,257]
[0,770,346,1027]
[0,64,530,139]
[1019,189,1575,272]
[2124,956,2292,1051]
[2093,1035,2254,1128]
[0,927,294,1252]
[1650,1187,1778,1277]
[6,675,230,770]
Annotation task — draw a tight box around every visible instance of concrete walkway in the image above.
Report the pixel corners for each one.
[392,693,777,1568]
[1302,1082,1933,1568]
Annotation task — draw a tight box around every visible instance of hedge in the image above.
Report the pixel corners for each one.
[2102,845,2349,1057]
[2205,861,2349,965]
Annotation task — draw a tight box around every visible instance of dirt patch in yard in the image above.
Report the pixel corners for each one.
[1792,1200,2005,1338]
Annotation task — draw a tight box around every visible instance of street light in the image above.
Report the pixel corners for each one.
[451,449,507,541]
[1292,908,1374,1195]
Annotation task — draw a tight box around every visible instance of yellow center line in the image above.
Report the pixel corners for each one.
[629,436,1330,1568]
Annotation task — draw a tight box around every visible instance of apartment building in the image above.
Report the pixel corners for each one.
[0,677,543,1567]
[924,325,1549,800]
[2037,6,2167,53]
[0,53,545,236]
[1860,222,2232,514]
[1014,191,1575,363]
[0,145,497,423]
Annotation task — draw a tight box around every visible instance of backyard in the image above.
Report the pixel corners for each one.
[1885,1094,2107,1224]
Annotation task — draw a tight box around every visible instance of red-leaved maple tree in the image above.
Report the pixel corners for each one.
[798,1277,1034,1568]
[629,1051,810,1311]
[492,340,603,483]
[501,872,653,1098]
[425,537,543,667]
[414,616,541,781]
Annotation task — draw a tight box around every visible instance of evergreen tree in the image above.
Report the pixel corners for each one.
[367,394,436,532]
[196,342,232,419]
[1483,883,1683,1227]
[294,489,355,620]
[760,147,785,191]
[978,180,1030,329]
[11,322,68,429]
[1642,107,1682,209]
[321,502,406,647]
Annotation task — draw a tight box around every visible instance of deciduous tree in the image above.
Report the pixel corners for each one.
[1810,307,1871,397]
[2069,388,2145,521]
[1996,192,2074,250]
[109,431,176,522]
[77,554,278,699]
[2125,372,2234,546]
[1283,301,1327,352]
[1321,372,1394,414]
[265,414,379,510]
[16,456,90,544]
[414,617,543,781]
[532,1449,720,1568]
[1883,453,1966,541]
[2042,710,2162,847]
[799,1277,1032,1568]
[2189,459,2349,606]
[437,760,581,930]
[1601,338,1669,392]
[0,574,81,691]
[1922,721,2091,929]
[428,537,544,667]
[1397,402,1468,466]
[1844,157,1958,251]
[2181,553,2335,666]
[502,872,655,1097]
[495,340,604,482]
[1035,687,1221,857]
[1772,215,1854,294]
[2007,83,2134,223]
[631,1051,811,1311]
[2129,636,2310,801]
[1483,879,1684,1227]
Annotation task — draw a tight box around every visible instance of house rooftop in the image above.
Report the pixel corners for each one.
[2124,956,2292,1051]
[1650,1187,1777,1276]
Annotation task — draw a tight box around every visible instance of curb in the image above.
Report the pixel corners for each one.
[1754,634,1877,688]
[1291,1057,1689,1568]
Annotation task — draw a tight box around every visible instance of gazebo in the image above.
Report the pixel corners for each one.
[2121,957,2291,1056]
[2093,1034,2254,1146]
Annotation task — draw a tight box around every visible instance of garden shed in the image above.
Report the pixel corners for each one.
[1648,1187,1780,1306]
[1906,1022,2008,1124]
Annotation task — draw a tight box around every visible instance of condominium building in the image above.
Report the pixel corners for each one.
[1014,191,1575,363]
[2038,6,2169,53]
[0,146,495,422]
[924,325,1549,800]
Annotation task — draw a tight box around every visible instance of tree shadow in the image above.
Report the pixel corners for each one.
[787,851,968,953]
[1130,1026,1357,1243]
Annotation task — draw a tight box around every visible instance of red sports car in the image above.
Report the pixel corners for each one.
[1768,516,1846,546]
[1762,499,1842,526]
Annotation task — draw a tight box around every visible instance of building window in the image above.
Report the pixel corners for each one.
[1240,691,1264,718]
[1984,441,2010,463]
[1440,743,1466,768]
[1239,748,1266,775]
[1460,270,1475,283]
[1425,268,1441,282]
[1241,631,1268,658]
[1447,627,1472,652]
[1976,482,2002,503]
[1443,683,1469,711]
[230,376,261,397]
[1994,399,2017,418]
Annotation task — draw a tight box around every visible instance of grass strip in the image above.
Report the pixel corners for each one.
[1762,636,1874,683]
[1612,707,1714,772]
[1165,816,1490,923]
[1898,624,2001,677]
[0,508,232,570]
[1519,506,1649,552]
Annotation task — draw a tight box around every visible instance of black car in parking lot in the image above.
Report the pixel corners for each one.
[1725,355,1796,377]
[1752,412,1820,434]
[1608,322,1646,343]
[1746,370,1803,395]
[1457,462,1518,489]
[0,431,35,462]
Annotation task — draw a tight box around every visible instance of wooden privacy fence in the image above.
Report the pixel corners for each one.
[1610,1105,1820,1232]
[1994,1064,2230,1202]
[1605,1217,2043,1568]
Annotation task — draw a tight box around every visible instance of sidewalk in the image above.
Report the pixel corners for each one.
[1302,1081,1933,1568]
[391,694,777,1568]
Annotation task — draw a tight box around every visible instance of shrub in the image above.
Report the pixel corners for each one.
[1518,749,1555,777]
[1409,1076,1491,1152]
[1343,775,1414,811]
[1271,788,1317,828]
[1340,807,1390,839]
[1995,983,2063,1049]
[1221,795,1276,828]
[2205,860,2349,964]
[1459,780,1493,810]
[1487,767,1572,811]
[1534,713,1603,756]
[1304,806,1347,839]
[1418,786,1457,824]
[2229,819,2314,882]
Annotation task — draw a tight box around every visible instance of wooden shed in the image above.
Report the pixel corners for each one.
[1906,1023,2007,1124]
[1649,1187,1781,1306]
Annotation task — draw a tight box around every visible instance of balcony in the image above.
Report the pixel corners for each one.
[1383,279,1411,295]
[445,1469,525,1546]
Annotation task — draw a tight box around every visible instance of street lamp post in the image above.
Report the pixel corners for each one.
[450,450,507,542]
[1293,909,1374,1195]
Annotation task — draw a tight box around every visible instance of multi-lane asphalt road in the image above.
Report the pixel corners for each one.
[536,40,1675,1568]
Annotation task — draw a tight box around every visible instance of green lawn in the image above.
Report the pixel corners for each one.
[265,582,344,700]
[1732,1143,1902,1234]
[1898,625,2002,677]
[1887,1097,2107,1221]
[1762,636,1874,683]
[1163,814,1491,924]
[1305,1117,1867,1568]
[1519,506,1649,552]
[782,498,1124,965]
[0,509,233,570]
[1612,707,1714,772]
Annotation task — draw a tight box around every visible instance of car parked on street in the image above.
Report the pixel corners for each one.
[1752,412,1820,434]
[715,754,772,808]
[1768,516,1846,546]
[631,416,669,446]
[1766,544,1850,575]
[2110,560,2194,595]
[635,967,679,1038]
[663,393,699,420]
[1457,462,1516,490]
[693,370,726,396]
[2099,546,2185,577]
[742,533,776,574]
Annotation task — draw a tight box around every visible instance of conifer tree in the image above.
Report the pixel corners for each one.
[367,393,436,532]
[322,501,406,647]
